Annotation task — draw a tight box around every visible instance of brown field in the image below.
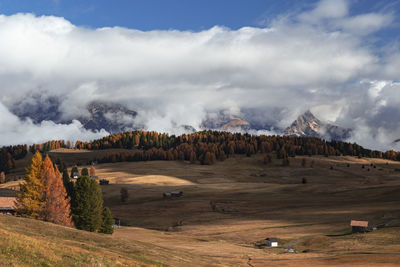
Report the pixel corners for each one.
[2,151,400,266]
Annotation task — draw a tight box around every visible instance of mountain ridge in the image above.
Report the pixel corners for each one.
[284,110,351,140]
[10,96,351,140]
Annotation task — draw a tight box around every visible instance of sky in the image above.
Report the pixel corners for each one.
[0,0,398,32]
[1,0,400,150]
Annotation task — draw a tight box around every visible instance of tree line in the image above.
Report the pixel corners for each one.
[2,131,400,170]
[73,131,400,165]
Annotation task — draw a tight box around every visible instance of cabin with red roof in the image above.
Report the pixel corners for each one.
[0,197,16,215]
[351,220,368,233]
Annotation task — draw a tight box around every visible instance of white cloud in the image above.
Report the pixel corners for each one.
[0,101,108,146]
[0,0,399,150]
[298,0,349,23]
[338,13,394,35]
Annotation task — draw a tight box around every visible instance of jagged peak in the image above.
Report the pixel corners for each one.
[284,110,351,140]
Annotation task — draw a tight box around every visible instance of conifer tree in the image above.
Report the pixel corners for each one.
[81,168,89,177]
[189,151,197,163]
[15,151,45,219]
[62,169,74,198]
[301,158,307,168]
[203,152,212,165]
[120,187,129,203]
[70,166,79,178]
[99,207,114,234]
[0,172,5,183]
[42,156,73,227]
[71,176,103,232]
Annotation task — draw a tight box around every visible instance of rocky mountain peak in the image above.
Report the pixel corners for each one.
[284,111,351,140]
[284,110,322,137]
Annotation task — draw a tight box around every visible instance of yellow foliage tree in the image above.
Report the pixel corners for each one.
[15,151,45,219]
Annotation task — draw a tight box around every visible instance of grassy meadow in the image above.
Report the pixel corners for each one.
[1,151,400,266]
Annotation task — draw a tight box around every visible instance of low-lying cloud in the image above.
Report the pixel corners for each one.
[0,0,400,150]
[0,102,108,146]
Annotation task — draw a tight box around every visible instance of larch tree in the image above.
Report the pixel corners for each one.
[0,172,5,183]
[203,152,212,165]
[42,156,73,227]
[15,151,45,219]
[89,166,96,177]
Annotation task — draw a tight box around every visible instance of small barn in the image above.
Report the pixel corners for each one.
[266,238,278,247]
[163,191,183,198]
[99,179,109,185]
[0,197,16,215]
[351,220,368,233]
[113,218,121,228]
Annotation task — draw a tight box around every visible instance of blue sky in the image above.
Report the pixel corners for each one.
[0,0,398,31]
[0,0,297,30]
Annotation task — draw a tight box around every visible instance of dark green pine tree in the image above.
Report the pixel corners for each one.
[100,207,114,234]
[81,168,89,177]
[62,169,74,198]
[71,176,103,232]
[70,166,79,178]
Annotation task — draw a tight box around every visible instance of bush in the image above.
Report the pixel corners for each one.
[301,158,307,167]
[120,187,129,203]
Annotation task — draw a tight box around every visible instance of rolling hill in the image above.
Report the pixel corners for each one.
[2,150,400,266]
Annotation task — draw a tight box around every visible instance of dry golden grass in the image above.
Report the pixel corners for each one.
[90,154,400,266]
[2,150,400,266]
[0,214,221,266]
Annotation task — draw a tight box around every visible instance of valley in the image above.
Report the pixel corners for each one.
[3,151,399,266]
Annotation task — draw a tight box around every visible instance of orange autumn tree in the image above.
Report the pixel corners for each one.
[15,151,45,219]
[0,171,5,183]
[42,155,73,227]
[89,166,96,177]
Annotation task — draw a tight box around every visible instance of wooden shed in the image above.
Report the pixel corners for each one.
[266,238,278,247]
[351,220,368,233]
[0,197,16,215]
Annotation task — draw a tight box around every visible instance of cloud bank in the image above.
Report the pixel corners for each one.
[0,102,108,146]
[0,0,400,150]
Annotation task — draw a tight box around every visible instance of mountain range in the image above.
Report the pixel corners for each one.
[10,97,352,140]
[11,96,140,134]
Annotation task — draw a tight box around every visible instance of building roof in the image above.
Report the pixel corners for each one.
[0,197,16,210]
[350,220,368,227]
[266,238,278,242]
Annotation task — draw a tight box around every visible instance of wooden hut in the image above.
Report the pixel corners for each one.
[351,220,368,233]
[0,197,16,215]
[266,238,278,247]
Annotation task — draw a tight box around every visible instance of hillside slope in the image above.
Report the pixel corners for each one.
[0,215,216,267]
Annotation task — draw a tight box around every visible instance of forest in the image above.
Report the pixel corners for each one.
[1,131,400,173]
